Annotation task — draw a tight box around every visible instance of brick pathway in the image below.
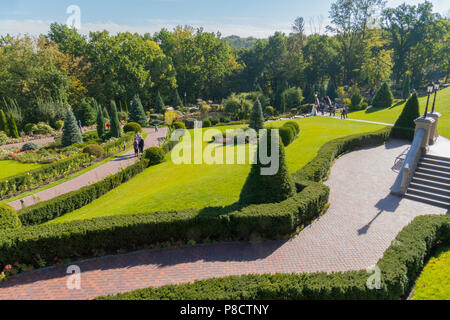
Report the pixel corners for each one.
[8,128,167,210]
[0,139,447,300]
[0,136,55,150]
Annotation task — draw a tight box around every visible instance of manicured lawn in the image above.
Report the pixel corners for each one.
[51,117,386,223]
[411,246,450,300]
[0,160,42,180]
[349,86,450,138]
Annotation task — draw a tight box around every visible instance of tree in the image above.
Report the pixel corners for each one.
[7,113,19,138]
[371,82,394,108]
[249,98,265,130]
[283,87,304,108]
[391,92,420,140]
[326,82,338,100]
[61,107,82,146]
[102,106,110,120]
[273,89,286,114]
[239,130,295,204]
[0,110,7,134]
[96,106,105,138]
[402,74,411,100]
[129,95,148,127]
[109,100,122,138]
[173,89,184,108]
[155,91,165,114]
[78,99,96,126]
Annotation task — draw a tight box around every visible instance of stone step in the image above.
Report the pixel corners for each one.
[414,172,450,184]
[411,177,450,190]
[404,192,450,209]
[417,162,450,173]
[423,154,450,164]
[409,182,450,197]
[415,167,450,178]
[406,187,450,204]
[420,157,450,167]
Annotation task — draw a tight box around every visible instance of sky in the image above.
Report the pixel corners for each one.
[1,0,449,38]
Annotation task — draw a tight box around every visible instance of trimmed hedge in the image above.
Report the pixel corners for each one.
[82,144,105,159]
[144,147,165,165]
[97,214,450,300]
[123,122,142,134]
[102,132,134,156]
[0,203,21,230]
[293,127,392,182]
[0,181,328,269]
[18,159,149,226]
[0,153,94,199]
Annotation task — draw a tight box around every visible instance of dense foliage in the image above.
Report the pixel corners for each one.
[0,203,21,230]
[391,92,420,140]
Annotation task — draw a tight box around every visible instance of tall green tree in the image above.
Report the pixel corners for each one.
[77,99,96,126]
[109,100,122,138]
[173,89,184,108]
[61,107,82,146]
[7,113,19,138]
[249,98,265,130]
[0,110,7,134]
[96,106,105,138]
[371,82,394,108]
[129,95,148,127]
[326,82,338,100]
[402,74,411,100]
[155,91,165,114]
[239,130,295,204]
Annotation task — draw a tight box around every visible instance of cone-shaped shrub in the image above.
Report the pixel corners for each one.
[96,106,105,138]
[174,89,183,108]
[249,98,265,130]
[78,99,96,126]
[0,203,21,230]
[61,107,82,146]
[109,100,122,138]
[155,91,165,114]
[326,81,337,100]
[371,82,394,108]
[239,129,295,204]
[391,92,420,141]
[103,106,110,120]
[7,113,19,138]
[0,110,7,134]
[129,95,148,127]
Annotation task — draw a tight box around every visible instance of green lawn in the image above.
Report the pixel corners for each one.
[349,86,450,138]
[0,160,42,180]
[411,246,450,300]
[51,117,386,223]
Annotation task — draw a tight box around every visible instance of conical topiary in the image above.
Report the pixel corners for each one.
[78,99,96,126]
[173,89,184,108]
[249,98,265,131]
[0,110,7,134]
[61,107,83,147]
[109,100,122,138]
[402,74,411,100]
[129,95,148,127]
[239,129,296,204]
[155,91,165,114]
[102,106,110,120]
[7,113,19,138]
[391,92,420,141]
[326,81,337,100]
[371,82,394,108]
[96,106,105,138]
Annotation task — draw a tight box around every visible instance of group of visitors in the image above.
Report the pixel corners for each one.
[317,95,336,117]
[340,105,349,119]
[133,134,145,157]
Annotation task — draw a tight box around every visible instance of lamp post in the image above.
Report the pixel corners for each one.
[431,80,440,113]
[423,82,434,118]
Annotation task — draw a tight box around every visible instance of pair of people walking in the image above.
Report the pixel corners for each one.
[133,134,144,157]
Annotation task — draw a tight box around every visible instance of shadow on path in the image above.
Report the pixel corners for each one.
[358,193,402,235]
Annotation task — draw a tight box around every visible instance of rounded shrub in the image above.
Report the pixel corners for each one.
[203,120,212,128]
[123,122,142,133]
[21,142,39,152]
[279,126,294,146]
[283,121,300,134]
[172,121,186,130]
[0,131,9,146]
[82,144,105,159]
[24,123,35,135]
[54,120,64,130]
[144,146,165,165]
[32,122,54,135]
[0,203,21,230]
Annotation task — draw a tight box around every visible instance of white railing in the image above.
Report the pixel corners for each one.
[391,128,426,195]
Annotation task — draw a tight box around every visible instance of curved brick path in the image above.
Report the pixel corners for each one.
[0,139,447,300]
[8,128,168,210]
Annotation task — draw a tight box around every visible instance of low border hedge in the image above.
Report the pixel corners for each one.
[0,153,94,199]
[97,214,450,300]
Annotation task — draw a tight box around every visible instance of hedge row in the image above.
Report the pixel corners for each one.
[97,214,450,300]
[293,127,392,182]
[0,181,329,269]
[0,153,94,199]
[18,159,149,226]
[103,132,135,156]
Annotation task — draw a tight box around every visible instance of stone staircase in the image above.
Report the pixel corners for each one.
[405,154,450,209]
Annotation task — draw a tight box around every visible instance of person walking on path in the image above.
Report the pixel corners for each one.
[155,123,158,132]
[133,137,139,157]
[78,120,83,134]
[138,134,144,155]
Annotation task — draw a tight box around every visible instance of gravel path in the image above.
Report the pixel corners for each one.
[0,138,446,300]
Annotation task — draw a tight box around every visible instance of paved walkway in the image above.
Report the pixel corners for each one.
[0,136,55,150]
[316,114,394,126]
[0,139,446,300]
[8,128,168,210]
